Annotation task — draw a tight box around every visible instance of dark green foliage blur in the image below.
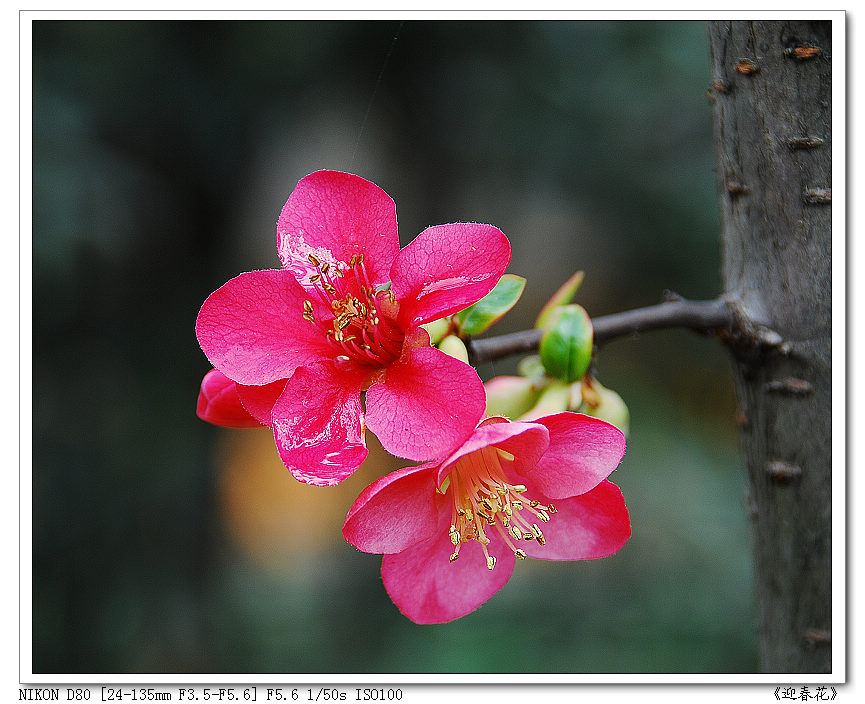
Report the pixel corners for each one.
[32,19,756,674]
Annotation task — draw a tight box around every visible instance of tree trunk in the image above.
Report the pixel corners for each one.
[708,21,833,673]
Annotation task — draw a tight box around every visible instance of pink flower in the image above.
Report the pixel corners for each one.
[343,412,630,624]
[196,170,510,486]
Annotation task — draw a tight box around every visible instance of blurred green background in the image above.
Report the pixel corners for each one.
[32,19,756,674]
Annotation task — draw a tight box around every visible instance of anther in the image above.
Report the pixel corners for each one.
[514,549,527,560]
[308,254,320,266]
[449,551,460,563]
[530,500,540,508]
[449,525,460,546]
[548,504,557,514]
[529,524,546,545]
[513,485,527,493]
[509,526,523,541]
[486,556,496,571]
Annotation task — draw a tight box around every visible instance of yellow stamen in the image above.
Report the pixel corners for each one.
[443,445,555,571]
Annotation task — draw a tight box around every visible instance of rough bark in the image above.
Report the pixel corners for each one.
[708,20,832,673]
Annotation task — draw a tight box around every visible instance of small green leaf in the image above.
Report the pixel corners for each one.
[539,304,593,383]
[535,270,585,329]
[455,274,526,336]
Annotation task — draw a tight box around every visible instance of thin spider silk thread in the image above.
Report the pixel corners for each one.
[349,21,404,171]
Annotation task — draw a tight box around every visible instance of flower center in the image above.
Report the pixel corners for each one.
[302,253,404,366]
[445,446,556,570]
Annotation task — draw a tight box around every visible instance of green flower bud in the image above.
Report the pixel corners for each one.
[516,354,546,381]
[484,376,545,419]
[578,378,630,436]
[539,304,593,384]
[519,380,571,421]
[438,334,469,364]
[421,317,451,345]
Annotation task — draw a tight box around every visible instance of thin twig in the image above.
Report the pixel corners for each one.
[467,297,734,365]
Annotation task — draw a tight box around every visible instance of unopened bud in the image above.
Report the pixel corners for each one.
[421,317,450,345]
[579,377,630,436]
[438,335,469,363]
[539,304,593,384]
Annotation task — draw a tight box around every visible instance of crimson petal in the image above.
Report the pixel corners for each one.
[196,269,330,386]
[271,360,369,486]
[390,223,511,328]
[521,412,626,499]
[381,508,516,624]
[365,346,486,462]
[518,480,631,561]
[276,170,399,289]
[343,462,441,554]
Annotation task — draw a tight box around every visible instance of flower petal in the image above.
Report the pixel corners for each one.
[196,369,263,428]
[271,360,369,486]
[365,346,486,462]
[236,379,287,426]
[343,462,441,554]
[381,508,516,624]
[435,420,549,488]
[390,223,511,328]
[518,480,631,561]
[519,412,626,499]
[276,170,399,288]
[196,269,330,385]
